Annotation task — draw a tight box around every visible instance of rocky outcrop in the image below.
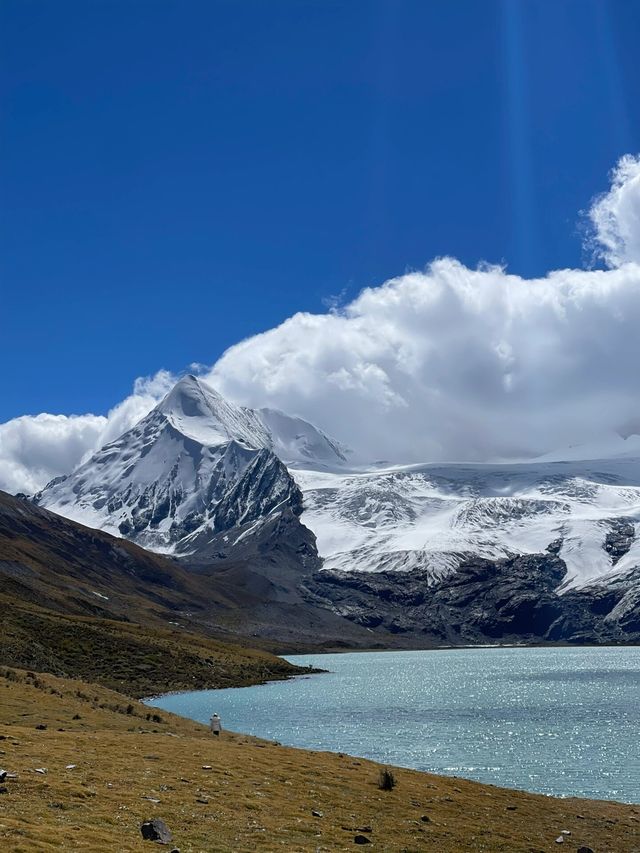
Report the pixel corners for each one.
[303,554,640,645]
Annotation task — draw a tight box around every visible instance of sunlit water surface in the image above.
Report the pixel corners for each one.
[146,646,640,802]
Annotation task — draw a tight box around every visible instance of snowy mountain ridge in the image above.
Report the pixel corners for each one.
[293,457,640,593]
[34,374,344,555]
[34,374,640,602]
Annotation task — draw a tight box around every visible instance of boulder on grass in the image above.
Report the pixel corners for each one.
[140,818,172,844]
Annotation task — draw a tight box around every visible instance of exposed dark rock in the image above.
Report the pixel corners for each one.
[140,817,173,844]
[303,553,640,645]
[604,518,635,564]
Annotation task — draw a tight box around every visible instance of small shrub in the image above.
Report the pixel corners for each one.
[378,768,396,791]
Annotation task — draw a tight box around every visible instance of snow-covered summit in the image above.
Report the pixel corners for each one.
[157,374,272,449]
[34,375,344,554]
[256,406,349,466]
[156,374,348,466]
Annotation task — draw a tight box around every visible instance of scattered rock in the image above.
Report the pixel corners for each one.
[140,818,172,844]
[312,810,323,817]
[201,765,212,770]
[0,770,6,783]
[35,724,47,730]
[555,837,564,844]
[354,836,371,845]
[506,805,517,810]
[356,826,372,833]
[577,847,594,853]
[0,786,8,794]
[65,764,76,770]
[142,796,161,804]
[34,768,47,774]
[420,815,431,823]
[561,830,571,835]
[196,797,209,804]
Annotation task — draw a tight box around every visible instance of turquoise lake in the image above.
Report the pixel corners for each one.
[146,646,640,803]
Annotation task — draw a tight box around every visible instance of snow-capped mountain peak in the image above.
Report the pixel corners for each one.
[34,375,345,555]
[157,374,271,449]
[257,406,349,467]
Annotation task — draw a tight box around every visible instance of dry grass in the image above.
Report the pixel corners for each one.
[0,599,304,697]
[0,668,638,852]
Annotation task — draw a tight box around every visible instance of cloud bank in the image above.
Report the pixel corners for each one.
[0,372,175,494]
[588,154,640,267]
[2,155,640,493]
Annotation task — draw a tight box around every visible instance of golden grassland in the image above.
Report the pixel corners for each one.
[0,668,638,852]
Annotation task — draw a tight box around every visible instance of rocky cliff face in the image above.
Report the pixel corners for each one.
[302,553,640,644]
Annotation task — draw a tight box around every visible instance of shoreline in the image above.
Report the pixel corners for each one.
[2,665,638,851]
[276,638,640,656]
[144,646,639,807]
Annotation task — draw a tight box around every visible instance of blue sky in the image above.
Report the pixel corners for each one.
[1,0,639,423]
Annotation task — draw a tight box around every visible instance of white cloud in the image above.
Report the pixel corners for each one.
[589,154,640,267]
[207,259,640,463]
[2,155,640,493]
[0,371,175,494]
[0,413,107,495]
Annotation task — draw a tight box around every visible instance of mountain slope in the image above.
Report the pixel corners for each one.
[34,375,344,559]
[293,457,640,591]
[26,375,640,645]
[0,489,377,651]
[304,555,640,643]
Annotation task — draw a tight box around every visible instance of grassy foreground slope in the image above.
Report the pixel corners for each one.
[1,667,638,852]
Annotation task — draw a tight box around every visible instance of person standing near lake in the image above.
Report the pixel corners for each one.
[210,713,222,736]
